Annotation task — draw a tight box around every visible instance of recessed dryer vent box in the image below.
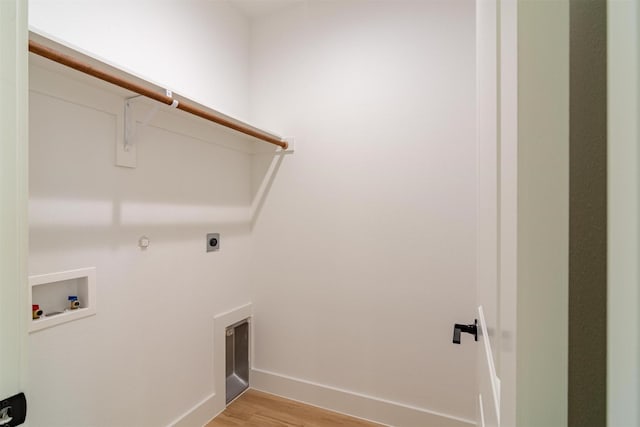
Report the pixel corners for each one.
[225,319,249,404]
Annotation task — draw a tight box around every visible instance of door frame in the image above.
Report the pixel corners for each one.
[511,1,571,424]
[608,0,640,424]
[0,0,29,402]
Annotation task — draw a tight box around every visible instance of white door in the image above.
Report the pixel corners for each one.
[0,0,29,423]
[476,0,573,425]
[475,1,518,426]
[475,0,501,424]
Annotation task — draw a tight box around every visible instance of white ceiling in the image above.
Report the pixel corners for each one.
[226,0,305,18]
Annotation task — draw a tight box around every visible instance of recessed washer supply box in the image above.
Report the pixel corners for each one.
[29,267,96,333]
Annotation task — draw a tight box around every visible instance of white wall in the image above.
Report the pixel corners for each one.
[27,3,256,425]
[248,1,477,423]
[29,0,251,121]
[28,44,253,427]
[28,1,479,425]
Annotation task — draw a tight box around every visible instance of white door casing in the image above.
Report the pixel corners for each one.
[0,0,29,405]
[608,0,640,425]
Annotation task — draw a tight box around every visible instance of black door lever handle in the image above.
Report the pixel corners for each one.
[452,319,478,344]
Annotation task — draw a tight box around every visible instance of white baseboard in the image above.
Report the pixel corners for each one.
[168,392,220,427]
[168,304,473,427]
[250,368,475,427]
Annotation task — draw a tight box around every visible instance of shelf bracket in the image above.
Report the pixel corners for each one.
[117,89,177,168]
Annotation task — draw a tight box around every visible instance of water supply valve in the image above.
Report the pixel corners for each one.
[68,296,80,310]
[32,304,43,320]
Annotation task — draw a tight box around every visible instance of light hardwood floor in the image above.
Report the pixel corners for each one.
[205,389,383,427]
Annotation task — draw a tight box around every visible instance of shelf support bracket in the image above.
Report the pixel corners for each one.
[117,89,177,168]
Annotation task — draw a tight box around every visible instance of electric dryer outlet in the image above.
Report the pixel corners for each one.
[207,233,220,252]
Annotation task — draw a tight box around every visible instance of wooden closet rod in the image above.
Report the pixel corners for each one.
[28,40,288,150]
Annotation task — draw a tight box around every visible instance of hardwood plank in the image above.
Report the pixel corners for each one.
[206,390,383,427]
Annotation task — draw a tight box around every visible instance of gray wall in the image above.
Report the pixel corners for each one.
[569,0,607,425]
